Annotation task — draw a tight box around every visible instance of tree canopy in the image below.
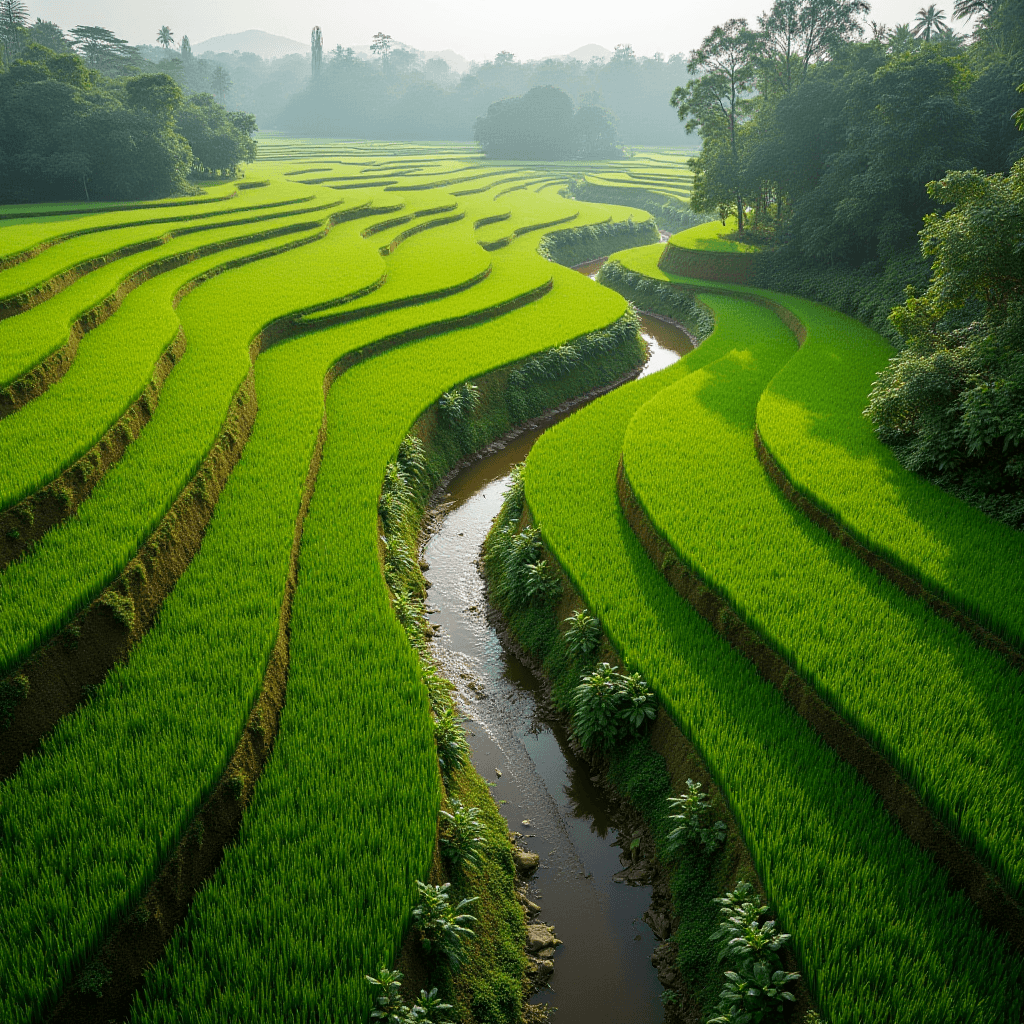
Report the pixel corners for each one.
[474,85,620,160]
[0,39,257,202]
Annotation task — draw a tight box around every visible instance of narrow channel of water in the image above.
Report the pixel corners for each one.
[423,310,693,1023]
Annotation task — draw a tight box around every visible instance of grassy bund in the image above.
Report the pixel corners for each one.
[0,140,1020,1024]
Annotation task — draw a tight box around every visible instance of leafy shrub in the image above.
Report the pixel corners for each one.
[521,559,560,603]
[438,382,480,423]
[412,881,478,969]
[397,434,428,491]
[486,523,561,608]
[706,881,800,1024]
[663,779,726,858]
[597,260,714,337]
[439,799,486,871]
[433,705,467,781]
[570,662,657,751]
[563,609,602,659]
[366,967,454,1024]
[379,462,413,533]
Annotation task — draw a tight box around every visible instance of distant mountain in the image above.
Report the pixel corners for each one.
[193,30,308,59]
[562,44,614,63]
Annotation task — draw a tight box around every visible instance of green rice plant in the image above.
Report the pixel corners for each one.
[0,188,350,392]
[622,292,1024,899]
[124,238,629,1023]
[520,302,1024,1021]
[0,181,321,305]
[615,241,1024,650]
[0,209,392,680]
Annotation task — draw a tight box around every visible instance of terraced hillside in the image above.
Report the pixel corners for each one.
[3,137,1019,1024]
[0,142,664,1023]
[521,246,1024,1022]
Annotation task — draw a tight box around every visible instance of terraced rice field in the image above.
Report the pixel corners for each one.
[1,137,1020,1024]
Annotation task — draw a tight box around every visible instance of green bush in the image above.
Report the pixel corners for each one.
[433,706,468,782]
[706,881,799,1024]
[663,779,726,858]
[562,609,601,659]
[412,881,478,970]
[439,799,486,872]
[570,661,657,752]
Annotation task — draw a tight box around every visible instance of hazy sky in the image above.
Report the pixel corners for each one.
[34,0,964,61]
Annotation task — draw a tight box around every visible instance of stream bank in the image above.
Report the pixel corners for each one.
[419,317,694,1023]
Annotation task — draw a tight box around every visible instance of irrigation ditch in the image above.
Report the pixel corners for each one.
[415,309,708,1022]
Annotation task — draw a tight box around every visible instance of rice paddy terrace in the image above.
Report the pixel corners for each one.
[0,140,1020,1024]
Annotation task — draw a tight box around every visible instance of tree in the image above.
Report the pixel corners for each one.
[889,23,920,53]
[311,26,323,77]
[867,160,1024,523]
[69,25,138,73]
[0,0,29,65]
[755,0,869,95]
[157,26,174,50]
[370,31,392,69]
[211,64,231,103]
[28,19,70,53]
[672,19,760,229]
[125,73,182,116]
[914,5,950,39]
[180,35,192,60]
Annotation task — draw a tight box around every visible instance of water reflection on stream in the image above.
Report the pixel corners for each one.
[423,300,694,1022]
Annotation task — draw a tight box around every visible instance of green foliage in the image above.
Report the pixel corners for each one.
[434,705,469,782]
[562,609,601,659]
[536,216,659,267]
[484,523,562,609]
[525,281,1024,1020]
[0,672,29,728]
[570,662,657,752]
[474,86,620,160]
[598,255,715,336]
[439,799,486,871]
[664,780,726,857]
[867,161,1024,524]
[97,589,134,629]
[438,382,480,423]
[366,969,454,1024]
[706,882,799,1024]
[412,881,479,969]
[624,290,1024,900]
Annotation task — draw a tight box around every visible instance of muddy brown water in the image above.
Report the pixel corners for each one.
[423,306,693,1023]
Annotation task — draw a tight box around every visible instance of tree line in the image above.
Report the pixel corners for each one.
[676,0,1024,522]
[0,12,257,202]
[278,41,691,145]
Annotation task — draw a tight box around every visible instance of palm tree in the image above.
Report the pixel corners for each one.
[0,0,29,64]
[913,5,948,40]
[952,0,994,19]
[888,23,918,53]
[156,25,174,49]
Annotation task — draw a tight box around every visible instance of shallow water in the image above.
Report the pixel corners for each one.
[422,310,692,1022]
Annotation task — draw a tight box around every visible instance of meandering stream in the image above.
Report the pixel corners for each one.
[423,308,693,1022]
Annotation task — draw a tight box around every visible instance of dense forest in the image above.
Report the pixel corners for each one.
[675,0,1024,522]
[277,42,691,144]
[0,16,257,201]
